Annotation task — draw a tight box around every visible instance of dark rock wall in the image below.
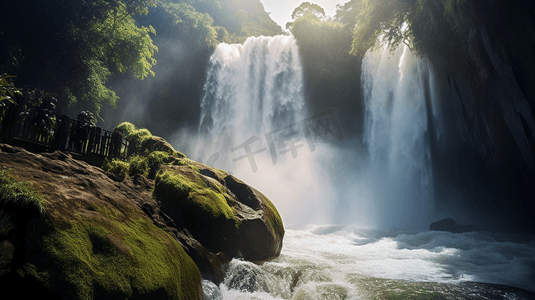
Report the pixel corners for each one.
[428,14,535,232]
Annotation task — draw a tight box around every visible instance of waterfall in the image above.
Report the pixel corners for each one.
[195,35,339,224]
[195,35,441,227]
[195,35,305,172]
[361,44,439,228]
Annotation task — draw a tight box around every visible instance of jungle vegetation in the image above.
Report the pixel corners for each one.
[0,0,280,120]
[1,0,533,139]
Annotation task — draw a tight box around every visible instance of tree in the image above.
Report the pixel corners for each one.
[0,0,158,119]
[287,2,326,30]
[289,3,364,133]
[291,2,326,20]
[338,0,412,56]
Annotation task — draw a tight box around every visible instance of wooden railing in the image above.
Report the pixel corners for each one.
[0,95,129,159]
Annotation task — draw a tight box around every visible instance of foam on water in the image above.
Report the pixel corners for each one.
[204,226,535,299]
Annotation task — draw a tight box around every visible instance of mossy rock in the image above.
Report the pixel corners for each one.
[0,145,203,300]
[154,167,240,256]
[113,122,153,154]
[0,210,202,300]
[38,216,201,300]
[153,158,284,263]
[141,136,177,155]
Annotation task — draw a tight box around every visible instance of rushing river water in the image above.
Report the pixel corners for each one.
[203,225,535,299]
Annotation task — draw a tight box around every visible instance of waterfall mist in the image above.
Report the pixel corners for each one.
[191,36,442,228]
[193,35,343,225]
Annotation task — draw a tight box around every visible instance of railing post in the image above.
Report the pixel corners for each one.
[9,94,27,142]
[56,115,70,151]
[1,96,19,143]
[112,132,122,158]
[87,126,96,155]
[93,127,102,155]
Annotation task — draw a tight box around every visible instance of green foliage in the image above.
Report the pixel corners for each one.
[103,159,130,178]
[146,151,172,177]
[103,155,160,178]
[159,1,219,48]
[0,0,158,118]
[1,0,283,123]
[103,123,173,178]
[287,2,327,30]
[147,151,171,165]
[291,2,326,20]
[190,0,282,42]
[129,155,150,177]
[114,121,152,153]
[0,169,46,214]
[113,121,136,137]
[0,74,22,105]
[336,0,412,56]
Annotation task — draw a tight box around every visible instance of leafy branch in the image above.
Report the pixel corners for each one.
[0,74,22,106]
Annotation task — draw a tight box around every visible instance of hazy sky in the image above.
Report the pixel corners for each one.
[259,0,347,29]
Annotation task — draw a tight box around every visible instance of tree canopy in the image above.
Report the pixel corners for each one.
[0,0,281,120]
[288,2,364,133]
[0,0,159,117]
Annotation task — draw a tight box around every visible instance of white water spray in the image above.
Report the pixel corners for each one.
[195,35,340,224]
[195,36,441,228]
[361,44,440,228]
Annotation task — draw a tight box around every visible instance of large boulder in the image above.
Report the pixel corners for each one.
[429,218,479,233]
[0,144,203,300]
[153,158,284,264]
[224,175,284,261]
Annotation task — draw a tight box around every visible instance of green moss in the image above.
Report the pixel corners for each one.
[103,144,177,179]
[102,159,130,178]
[145,151,171,178]
[154,170,235,222]
[130,128,152,145]
[147,151,171,165]
[114,122,135,136]
[114,122,153,154]
[38,208,201,299]
[16,263,50,286]
[128,155,149,177]
[0,169,46,214]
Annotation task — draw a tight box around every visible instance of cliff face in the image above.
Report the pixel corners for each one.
[0,143,284,299]
[420,2,535,232]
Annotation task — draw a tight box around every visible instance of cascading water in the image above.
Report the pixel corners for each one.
[361,44,440,229]
[196,34,305,171]
[200,36,304,150]
[196,39,535,299]
[194,35,442,229]
[194,35,339,224]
